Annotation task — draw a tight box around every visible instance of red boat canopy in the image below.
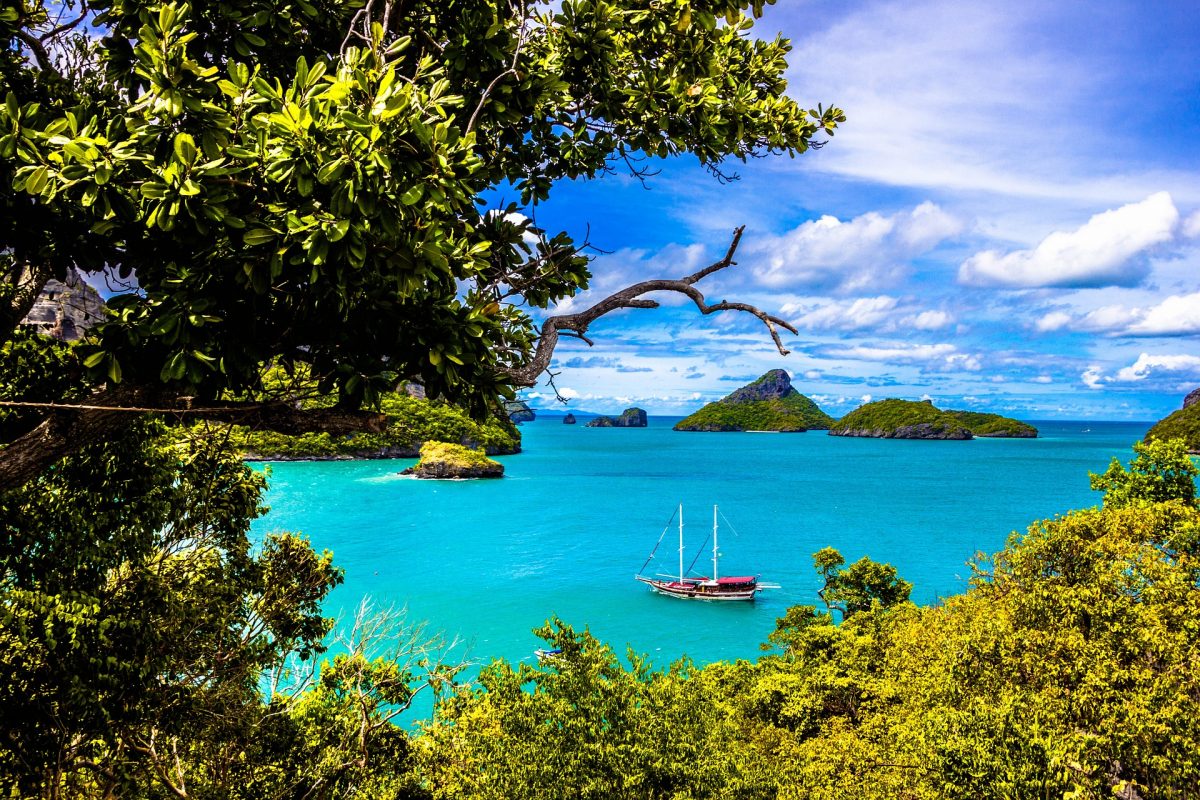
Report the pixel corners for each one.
[717,576,756,584]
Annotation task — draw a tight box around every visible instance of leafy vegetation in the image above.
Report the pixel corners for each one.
[229,392,520,459]
[944,409,1038,437]
[831,398,971,438]
[423,440,1200,799]
[1146,403,1200,453]
[674,371,834,432]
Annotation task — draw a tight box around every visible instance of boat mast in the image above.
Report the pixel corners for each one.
[678,503,685,582]
[712,504,719,581]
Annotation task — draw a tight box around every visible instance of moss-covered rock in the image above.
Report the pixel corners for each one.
[674,370,834,432]
[830,399,972,439]
[1146,392,1200,453]
[231,393,520,460]
[400,441,504,479]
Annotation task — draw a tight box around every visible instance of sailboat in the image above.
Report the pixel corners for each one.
[634,504,763,601]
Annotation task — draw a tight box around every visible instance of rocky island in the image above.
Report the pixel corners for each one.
[563,413,576,425]
[830,399,1037,440]
[674,369,834,432]
[585,407,648,428]
[400,441,504,479]
[1145,388,1200,453]
[504,399,536,423]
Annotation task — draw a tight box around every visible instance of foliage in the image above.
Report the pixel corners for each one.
[0,326,83,439]
[229,392,521,459]
[811,546,912,620]
[1090,437,1199,509]
[674,394,834,431]
[2,0,841,417]
[943,409,1038,437]
[830,398,971,438]
[412,440,501,471]
[1146,404,1200,453]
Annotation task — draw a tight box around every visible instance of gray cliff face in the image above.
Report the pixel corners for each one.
[563,413,576,424]
[585,407,648,428]
[1184,388,1200,409]
[722,368,796,404]
[504,399,536,423]
[830,423,973,440]
[22,268,105,341]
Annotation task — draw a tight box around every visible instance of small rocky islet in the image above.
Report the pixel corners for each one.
[400,441,504,479]
[585,407,648,428]
[673,369,834,432]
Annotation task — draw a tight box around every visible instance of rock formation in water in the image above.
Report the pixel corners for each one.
[674,369,833,432]
[585,407,648,428]
[400,441,504,478]
[563,413,576,425]
[943,410,1038,438]
[1145,388,1200,453]
[21,268,105,341]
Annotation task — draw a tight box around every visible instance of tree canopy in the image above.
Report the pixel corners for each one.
[1,0,842,487]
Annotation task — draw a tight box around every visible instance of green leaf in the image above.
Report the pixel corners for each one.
[244,228,278,246]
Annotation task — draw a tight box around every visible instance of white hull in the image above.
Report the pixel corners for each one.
[635,575,758,601]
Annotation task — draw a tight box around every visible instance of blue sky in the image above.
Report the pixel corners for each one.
[518,0,1200,421]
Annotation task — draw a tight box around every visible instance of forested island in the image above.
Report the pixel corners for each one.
[830,399,1037,440]
[674,370,835,432]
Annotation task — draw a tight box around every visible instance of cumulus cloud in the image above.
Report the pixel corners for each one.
[1184,211,1200,238]
[1082,353,1200,389]
[820,342,982,372]
[958,192,1179,288]
[1035,291,1200,336]
[742,202,960,293]
[782,295,955,333]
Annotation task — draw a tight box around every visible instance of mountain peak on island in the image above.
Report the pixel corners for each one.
[674,370,834,432]
[722,369,797,404]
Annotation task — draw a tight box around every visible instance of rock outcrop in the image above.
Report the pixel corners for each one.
[21,268,105,341]
[400,441,504,479]
[504,399,536,423]
[943,410,1038,438]
[674,370,834,432]
[586,407,647,428]
[1184,388,1200,410]
[563,413,576,424]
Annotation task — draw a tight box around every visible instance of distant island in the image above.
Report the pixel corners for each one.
[1145,388,1200,453]
[586,407,647,428]
[504,399,536,423]
[830,399,1037,440]
[674,369,834,432]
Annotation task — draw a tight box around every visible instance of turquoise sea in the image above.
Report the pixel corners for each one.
[252,418,1150,672]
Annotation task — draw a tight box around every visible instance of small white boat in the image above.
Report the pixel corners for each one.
[635,504,767,601]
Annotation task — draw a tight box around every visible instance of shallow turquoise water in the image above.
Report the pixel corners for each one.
[252,418,1150,670]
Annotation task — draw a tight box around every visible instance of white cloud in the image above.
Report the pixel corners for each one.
[909,310,954,330]
[958,192,1179,288]
[1082,366,1104,389]
[1034,291,1200,337]
[787,295,899,330]
[861,394,873,404]
[743,202,960,292]
[1126,292,1200,336]
[1184,211,1200,238]
[822,342,982,373]
[1113,354,1200,383]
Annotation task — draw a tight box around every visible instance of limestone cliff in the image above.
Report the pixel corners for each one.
[674,370,833,432]
[585,407,647,428]
[22,268,105,341]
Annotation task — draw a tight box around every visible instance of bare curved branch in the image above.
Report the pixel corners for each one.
[505,226,797,387]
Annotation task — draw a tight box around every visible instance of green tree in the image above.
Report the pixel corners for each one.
[1090,437,1198,509]
[1,0,841,487]
[812,546,912,620]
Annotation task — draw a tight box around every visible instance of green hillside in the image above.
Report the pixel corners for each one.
[673,370,834,432]
[1145,404,1200,453]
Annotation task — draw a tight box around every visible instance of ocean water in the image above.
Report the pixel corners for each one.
[252,418,1151,672]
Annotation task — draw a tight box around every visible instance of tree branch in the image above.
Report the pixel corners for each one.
[505,226,796,387]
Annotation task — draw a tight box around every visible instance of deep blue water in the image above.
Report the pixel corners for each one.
[252,418,1151,671]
